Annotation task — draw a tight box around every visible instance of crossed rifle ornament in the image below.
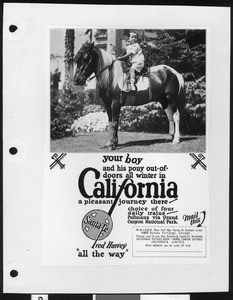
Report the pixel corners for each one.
[50,153,67,169]
[189,153,207,170]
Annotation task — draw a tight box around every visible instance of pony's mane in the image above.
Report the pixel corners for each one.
[94,46,125,89]
[94,47,115,70]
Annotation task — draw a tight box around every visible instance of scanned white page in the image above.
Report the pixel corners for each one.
[3,4,230,294]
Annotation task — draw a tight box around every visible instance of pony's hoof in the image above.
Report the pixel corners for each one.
[107,145,115,151]
[102,141,117,150]
[172,139,180,145]
[170,134,174,141]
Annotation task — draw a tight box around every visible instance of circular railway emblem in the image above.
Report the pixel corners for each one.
[81,209,113,240]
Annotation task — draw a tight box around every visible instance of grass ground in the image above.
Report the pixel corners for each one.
[51,131,206,153]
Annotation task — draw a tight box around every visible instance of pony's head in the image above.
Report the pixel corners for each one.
[73,42,96,86]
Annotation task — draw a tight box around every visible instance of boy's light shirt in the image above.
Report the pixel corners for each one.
[126,43,144,71]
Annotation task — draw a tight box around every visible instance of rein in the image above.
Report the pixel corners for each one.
[88,59,116,81]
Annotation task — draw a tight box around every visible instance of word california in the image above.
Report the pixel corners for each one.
[78,167,178,199]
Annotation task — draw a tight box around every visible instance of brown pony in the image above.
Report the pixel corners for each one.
[73,42,185,150]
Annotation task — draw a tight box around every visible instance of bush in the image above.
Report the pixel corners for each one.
[51,118,71,139]
[119,102,168,133]
[82,104,105,116]
[72,111,108,133]
[138,30,205,79]
[183,76,206,134]
[50,70,86,139]
[185,103,206,135]
[185,76,205,105]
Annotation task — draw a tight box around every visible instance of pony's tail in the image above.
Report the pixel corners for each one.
[177,72,184,96]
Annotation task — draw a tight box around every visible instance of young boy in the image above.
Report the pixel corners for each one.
[117,32,145,91]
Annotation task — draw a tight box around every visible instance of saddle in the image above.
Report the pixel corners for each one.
[121,61,150,79]
[121,62,151,93]
[135,66,150,78]
[120,63,152,105]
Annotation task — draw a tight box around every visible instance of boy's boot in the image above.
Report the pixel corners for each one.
[130,79,136,91]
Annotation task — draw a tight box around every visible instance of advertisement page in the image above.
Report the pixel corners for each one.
[43,28,209,266]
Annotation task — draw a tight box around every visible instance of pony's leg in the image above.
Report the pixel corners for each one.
[103,103,114,148]
[164,104,175,140]
[107,99,121,150]
[173,108,180,144]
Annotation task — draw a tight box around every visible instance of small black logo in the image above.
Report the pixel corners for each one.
[50,153,66,169]
[190,153,207,170]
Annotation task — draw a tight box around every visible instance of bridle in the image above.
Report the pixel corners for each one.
[77,50,95,82]
[75,47,116,82]
[88,59,116,81]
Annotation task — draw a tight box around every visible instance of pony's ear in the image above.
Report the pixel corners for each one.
[90,42,95,49]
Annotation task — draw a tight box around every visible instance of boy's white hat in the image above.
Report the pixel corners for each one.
[129,31,137,38]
